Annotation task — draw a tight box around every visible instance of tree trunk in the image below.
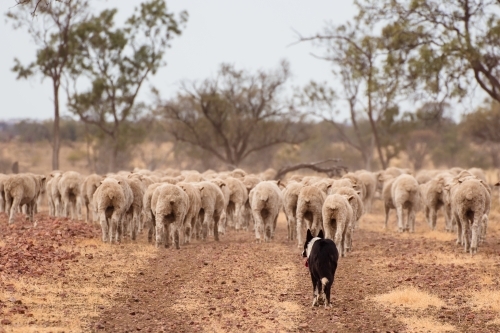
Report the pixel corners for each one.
[109,140,119,172]
[52,81,61,171]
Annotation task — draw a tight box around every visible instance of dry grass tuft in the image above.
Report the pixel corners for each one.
[469,290,500,312]
[401,315,456,333]
[372,286,445,310]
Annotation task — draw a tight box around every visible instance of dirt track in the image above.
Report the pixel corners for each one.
[1,202,500,333]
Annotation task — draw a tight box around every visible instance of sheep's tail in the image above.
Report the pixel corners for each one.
[320,277,329,293]
[405,184,418,193]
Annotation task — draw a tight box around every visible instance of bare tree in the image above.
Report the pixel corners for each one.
[160,61,308,167]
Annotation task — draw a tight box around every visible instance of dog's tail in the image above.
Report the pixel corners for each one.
[320,277,329,293]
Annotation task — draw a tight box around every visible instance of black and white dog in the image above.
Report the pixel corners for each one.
[302,229,339,308]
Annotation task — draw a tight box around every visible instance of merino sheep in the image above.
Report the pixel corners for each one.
[0,174,7,212]
[391,175,421,232]
[322,193,354,258]
[333,187,363,251]
[448,178,490,254]
[93,177,128,243]
[415,169,442,185]
[421,172,454,231]
[342,173,366,203]
[4,173,46,224]
[223,177,248,231]
[468,167,487,183]
[153,184,189,249]
[354,171,377,213]
[47,171,64,217]
[58,171,83,220]
[193,181,225,242]
[283,182,303,241]
[177,182,202,244]
[210,178,230,234]
[241,175,262,230]
[81,174,104,223]
[143,183,163,243]
[249,181,282,243]
[125,177,145,241]
[296,186,326,247]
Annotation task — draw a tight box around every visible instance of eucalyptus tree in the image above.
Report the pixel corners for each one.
[8,0,90,170]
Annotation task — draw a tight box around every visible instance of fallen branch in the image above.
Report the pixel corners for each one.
[274,158,348,180]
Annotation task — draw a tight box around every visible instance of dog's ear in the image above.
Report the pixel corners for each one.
[306,229,313,241]
[317,229,324,239]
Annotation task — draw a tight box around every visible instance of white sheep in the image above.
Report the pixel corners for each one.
[249,181,283,243]
[391,175,421,232]
[283,181,303,241]
[177,182,202,244]
[93,177,129,243]
[193,181,225,241]
[81,174,104,223]
[322,193,354,258]
[296,185,326,247]
[153,184,190,249]
[58,171,84,220]
[4,173,46,224]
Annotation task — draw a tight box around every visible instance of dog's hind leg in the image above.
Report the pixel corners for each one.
[311,275,319,307]
[323,278,332,308]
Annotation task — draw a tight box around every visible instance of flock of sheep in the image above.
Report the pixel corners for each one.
[0,165,496,256]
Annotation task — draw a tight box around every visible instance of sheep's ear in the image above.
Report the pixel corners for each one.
[41,176,46,181]
[356,190,361,196]
[327,184,332,189]
[317,229,324,239]
[118,180,121,185]
[199,186,204,191]
[100,181,103,185]
[347,195,355,202]
[495,182,500,186]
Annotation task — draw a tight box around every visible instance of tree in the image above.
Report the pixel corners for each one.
[298,19,407,169]
[67,0,187,171]
[462,100,500,167]
[160,62,308,167]
[7,0,90,170]
[357,0,500,104]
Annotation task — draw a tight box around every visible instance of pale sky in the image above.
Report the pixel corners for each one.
[0,0,357,121]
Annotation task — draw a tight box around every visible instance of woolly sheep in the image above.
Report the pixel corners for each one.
[391,175,421,232]
[58,171,84,220]
[81,174,104,223]
[125,177,145,241]
[153,184,189,249]
[447,178,490,254]
[223,177,248,231]
[4,173,46,224]
[0,174,7,212]
[210,178,230,234]
[322,193,354,258]
[241,175,262,230]
[177,182,202,244]
[283,182,303,241]
[296,185,326,247]
[332,187,363,252]
[354,171,376,213]
[47,171,64,217]
[468,167,487,183]
[421,172,454,231]
[143,183,163,243]
[193,181,225,241]
[93,177,129,243]
[342,173,366,203]
[249,181,283,243]
[415,169,442,185]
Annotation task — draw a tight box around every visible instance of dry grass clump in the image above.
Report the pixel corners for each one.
[372,286,445,310]
[400,315,456,333]
[469,290,500,312]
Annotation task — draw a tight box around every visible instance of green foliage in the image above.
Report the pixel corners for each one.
[67,0,187,171]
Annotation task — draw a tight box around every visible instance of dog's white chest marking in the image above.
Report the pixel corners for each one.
[306,237,320,258]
